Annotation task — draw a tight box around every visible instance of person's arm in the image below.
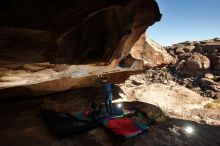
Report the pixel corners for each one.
[96,75,103,85]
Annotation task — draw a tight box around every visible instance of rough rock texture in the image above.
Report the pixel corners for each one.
[166,38,220,98]
[1,2,220,145]
[130,34,176,68]
[120,73,220,125]
[0,63,140,98]
[200,78,220,93]
[0,0,161,65]
[176,53,210,75]
[0,0,163,97]
[167,38,220,71]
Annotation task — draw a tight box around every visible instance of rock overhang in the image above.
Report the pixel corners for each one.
[0,0,162,97]
[0,0,161,65]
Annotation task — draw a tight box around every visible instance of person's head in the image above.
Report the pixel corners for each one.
[100,77,108,83]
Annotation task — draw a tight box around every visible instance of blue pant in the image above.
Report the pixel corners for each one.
[105,94,113,114]
[103,83,113,114]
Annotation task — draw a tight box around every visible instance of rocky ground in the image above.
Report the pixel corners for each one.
[119,38,220,125]
[120,69,220,125]
[167,38,220,100]
[0,87,220,146]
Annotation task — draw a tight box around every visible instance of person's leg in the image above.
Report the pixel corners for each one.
[108,95,113,114]
[109,99,113,114]
[105,97,110,113]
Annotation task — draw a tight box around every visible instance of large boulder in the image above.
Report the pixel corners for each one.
[200,42,220,70]
[130,34,176,68]
[176,53,210,75]
[208,55,220,70]
[119,74,220,125]
[186,53,210,70]
[121,83,212,118]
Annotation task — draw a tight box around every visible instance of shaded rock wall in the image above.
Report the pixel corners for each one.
[0,27,57,64]
[0,0,162,98]
[0,0,161,65]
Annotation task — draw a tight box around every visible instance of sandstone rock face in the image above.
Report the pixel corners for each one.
[0,0,162,97]
[130,34,176,68]
[176,53,210,75]
[121,82,212,119]
[0,63,141,98]
[185,53,210,70]
[120,73,220,125]
[0,0,161,65]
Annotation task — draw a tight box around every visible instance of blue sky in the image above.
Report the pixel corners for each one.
[148,0,220,46]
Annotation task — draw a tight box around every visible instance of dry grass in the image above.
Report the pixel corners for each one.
[205,99,220,109]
